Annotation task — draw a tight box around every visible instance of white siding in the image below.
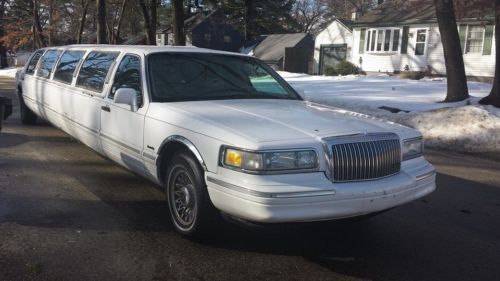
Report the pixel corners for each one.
[352,24,496,77]
[313,20,353,74]
[427,24,496,77]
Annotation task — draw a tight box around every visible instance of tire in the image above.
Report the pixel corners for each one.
[18,89,37,125]
[165,151,217,237]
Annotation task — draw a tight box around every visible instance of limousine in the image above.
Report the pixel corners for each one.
[17,45,436,236]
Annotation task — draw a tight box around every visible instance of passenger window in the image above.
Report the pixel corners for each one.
[36,50,61,79]
[110,55,142,106]
[76,52,119,92]
[53,51,85,84]
[25,50,44,75]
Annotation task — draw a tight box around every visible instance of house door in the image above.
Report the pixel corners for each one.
[411,29,429,71]
[319,44,347,75]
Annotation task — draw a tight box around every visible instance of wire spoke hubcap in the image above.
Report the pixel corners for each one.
[171,170,196,227]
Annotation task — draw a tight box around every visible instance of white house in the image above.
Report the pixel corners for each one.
[315,0,495,79]
[313,18,353,75]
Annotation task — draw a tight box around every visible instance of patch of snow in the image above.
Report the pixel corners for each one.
[0,67,22,78]
[279,71,500,152]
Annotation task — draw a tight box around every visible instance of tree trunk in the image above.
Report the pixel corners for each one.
[434,0,469,102]
[33,0,46,48]
[96,0,107,44]
[115,0,128,44]
[77,0,89,44]
[48,0,54,46]
[150,0,157,45]
[479,0,500,108]
[244,0,252,40]
[172,0,185,45]
[0,0,8,68]
[139,0,156,45]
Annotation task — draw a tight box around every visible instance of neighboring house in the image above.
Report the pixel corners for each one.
[252,33,314,74]
[156,10,243,52]
[315,0,495,78]
[351,0,495,78]
[313,18,353,75]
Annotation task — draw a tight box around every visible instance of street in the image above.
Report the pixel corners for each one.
[1,77,499,281]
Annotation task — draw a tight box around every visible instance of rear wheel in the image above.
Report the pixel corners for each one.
[18,89,37,125]
[165,151,217,237]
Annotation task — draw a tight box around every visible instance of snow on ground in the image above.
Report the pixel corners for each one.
[0,67,21,78]
[279,71,500,152]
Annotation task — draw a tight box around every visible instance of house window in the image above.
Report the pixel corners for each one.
[365,28,401,53]
[465,25,484,54]
[204,34,211,41]
[224,35,231,43]
[415,29,427,55]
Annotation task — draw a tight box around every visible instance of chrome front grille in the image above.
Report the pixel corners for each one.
[327,133,401,182]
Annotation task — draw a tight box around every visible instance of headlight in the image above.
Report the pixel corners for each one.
[403,137,423,160]
[221,147,318,173]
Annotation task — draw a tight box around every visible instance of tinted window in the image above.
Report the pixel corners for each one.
[76,52,118,92]
[110,55,142,105]
[36,50,61,78]
[147,53,299,102]
[26,50,44,75]
[53,51,86,84]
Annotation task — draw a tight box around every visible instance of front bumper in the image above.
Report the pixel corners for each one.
[206,157,436,223]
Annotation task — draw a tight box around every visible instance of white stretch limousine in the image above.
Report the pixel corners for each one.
[17,45,436,236]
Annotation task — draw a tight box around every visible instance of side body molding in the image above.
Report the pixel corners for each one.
[156,135,208,181]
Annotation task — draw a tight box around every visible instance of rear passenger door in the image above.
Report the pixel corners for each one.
[73,51,119,153]
[99,54,147,174]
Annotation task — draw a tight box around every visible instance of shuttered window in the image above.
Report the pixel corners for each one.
[483,25,494,55]
[465,25,485,54]
[359,28,366,54]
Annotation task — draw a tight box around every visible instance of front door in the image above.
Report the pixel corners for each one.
[411,29,429,71]
[319,44,347,75]
[100,54,146,173]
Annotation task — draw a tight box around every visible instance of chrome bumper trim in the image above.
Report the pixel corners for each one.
[207,176,336,198]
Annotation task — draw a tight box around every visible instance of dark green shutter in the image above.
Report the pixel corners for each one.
[401,26,410,54]
[458,24,467,53]
[359,28,366,54]
[483,25,494,55]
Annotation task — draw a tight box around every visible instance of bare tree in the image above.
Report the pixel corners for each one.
[96,0,107,44]
[0,0,8,68]
[475,0,500,107]
[434,0,469,102]
[138,0,157,45]
[172,0,185,45]
[115,0,128,43]
[293,0,328,34]
[77,0,89,44]
[32,0,47,48]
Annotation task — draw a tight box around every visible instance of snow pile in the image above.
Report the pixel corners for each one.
[279,71,500,152]
[0,67,21,78]
[391,106,500,152]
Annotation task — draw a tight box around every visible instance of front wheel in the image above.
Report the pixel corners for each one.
[165,151,217,237]
[18,90,37,125]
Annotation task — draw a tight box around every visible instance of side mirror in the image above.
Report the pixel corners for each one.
[114,88,138,111]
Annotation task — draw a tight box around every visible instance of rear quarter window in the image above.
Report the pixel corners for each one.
[76,52,119,92]
[53,51,86,84]
[36,50,62,79]
[25,50,44,75]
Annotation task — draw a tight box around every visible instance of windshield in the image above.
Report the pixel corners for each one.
[147,53,301,102]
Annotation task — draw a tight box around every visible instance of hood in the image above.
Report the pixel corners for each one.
[150,99,416,144]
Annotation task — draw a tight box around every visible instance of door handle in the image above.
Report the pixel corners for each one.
[101,105,111,112]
